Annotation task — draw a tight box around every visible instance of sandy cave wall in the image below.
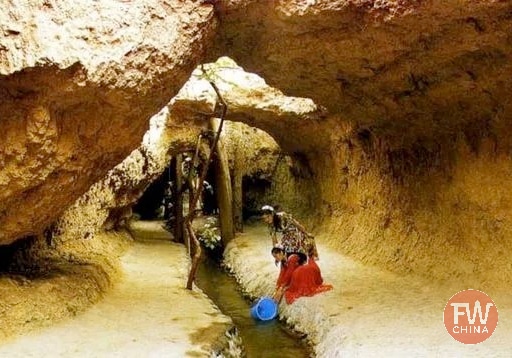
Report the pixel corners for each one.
[298,117,512,288]
[0,0,217,245]
[0,228,130,341]
[55,107,202,242]
[221,107,512,287]
[230,102,512,287]
[0,104,204,340]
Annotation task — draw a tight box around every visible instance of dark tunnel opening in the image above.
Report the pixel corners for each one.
[133,171,169,220]
[242,175,272,220]
[133,154,220,222]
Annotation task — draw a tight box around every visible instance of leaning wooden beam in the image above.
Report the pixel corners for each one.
[185,79,227,290]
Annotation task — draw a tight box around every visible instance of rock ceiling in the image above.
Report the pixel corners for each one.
[209,0,512,146]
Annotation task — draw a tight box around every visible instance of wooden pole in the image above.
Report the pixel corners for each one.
[232,154,243,232]
[211,117,235,244]
[174,154,185,245]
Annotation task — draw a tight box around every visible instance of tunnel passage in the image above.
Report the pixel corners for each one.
[0,236,38,275]
[1,2,509,351]
[0,0,511,297]
[133,172,169,220]
[168,55,512,288]
[131,150,222,229]
[242,176,272,220]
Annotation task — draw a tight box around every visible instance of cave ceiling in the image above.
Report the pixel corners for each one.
[1,0,511,245]
[208,0,512,146]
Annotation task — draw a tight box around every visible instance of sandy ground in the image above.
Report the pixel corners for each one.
[0,221,232,358]
[3,220,508,357]
[224,223,512,357]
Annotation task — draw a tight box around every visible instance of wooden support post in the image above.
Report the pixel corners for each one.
[210,117,235,245]
[232,154,243,232]
[174,154,185,246]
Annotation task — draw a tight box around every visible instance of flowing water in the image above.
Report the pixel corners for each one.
[196,257,311,358]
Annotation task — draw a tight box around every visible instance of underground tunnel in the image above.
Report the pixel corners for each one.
[1,1,512,356]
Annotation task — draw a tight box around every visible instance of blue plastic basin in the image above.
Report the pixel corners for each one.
[250,296,278,321]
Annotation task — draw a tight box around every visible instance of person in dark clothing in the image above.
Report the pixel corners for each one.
[163,181,174,221]
[202,180,216,215]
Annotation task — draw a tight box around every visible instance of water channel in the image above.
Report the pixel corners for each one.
[196,256,311,358]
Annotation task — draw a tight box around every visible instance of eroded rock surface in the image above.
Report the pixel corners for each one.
[211,0,512,145]
[172,57,327,153]
[0,0,216,244]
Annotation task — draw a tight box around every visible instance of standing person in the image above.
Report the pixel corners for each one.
[202,180,216,215]
[261,205,319,260]
[163,181,174,221]
[271,247,332,304]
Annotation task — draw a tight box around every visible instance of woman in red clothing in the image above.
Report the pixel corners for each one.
[271,247,332,304]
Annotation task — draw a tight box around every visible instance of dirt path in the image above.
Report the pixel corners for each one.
[224,223,512,357]
[0,221,232,357]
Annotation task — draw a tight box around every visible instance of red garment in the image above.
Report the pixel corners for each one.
[276,254,301,288]
[276,255,333,304]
